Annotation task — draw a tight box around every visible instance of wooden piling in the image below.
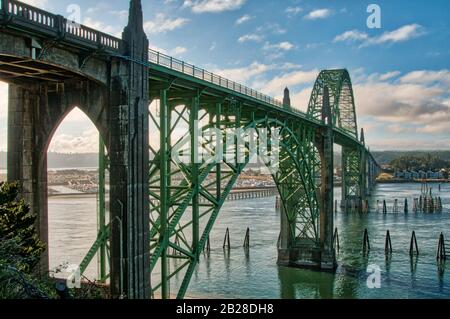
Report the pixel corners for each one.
[383,200,387,214]
[363,228,371,254]
[437,232,446,261]
[243,227,250,249]
[404,198,408,214]
[333,227,340,253]
[385,230,393,254]
[206,235,211,253]
[393,199,399,213]
[409,231,419,256]
[223,228,231,249]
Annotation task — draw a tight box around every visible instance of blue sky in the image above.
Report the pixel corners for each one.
[1,0,450,152]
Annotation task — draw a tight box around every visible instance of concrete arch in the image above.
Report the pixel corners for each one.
[40,83,110,157]
[6,80,109,271]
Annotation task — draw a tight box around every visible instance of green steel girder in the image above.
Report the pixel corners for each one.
[76,64,379,299]
[146,89,319,299]
[342,146,361,199]
[0,0,383,300]
[307,69,358,139]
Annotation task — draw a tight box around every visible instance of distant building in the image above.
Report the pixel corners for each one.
[419,170,427,179]
[394,169,445,180]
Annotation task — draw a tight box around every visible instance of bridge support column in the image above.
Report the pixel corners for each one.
[318,86,336,270]
[109,0,150,299]
[277,204,293,264]
[7,84,49,272]
[359,128,368,198]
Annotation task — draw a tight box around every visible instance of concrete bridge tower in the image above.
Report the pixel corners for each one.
[283,87,291,109]
[6,0,151,299]
[108,0,150,299]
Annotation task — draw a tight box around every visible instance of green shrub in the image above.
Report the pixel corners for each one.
[0,182,45,272]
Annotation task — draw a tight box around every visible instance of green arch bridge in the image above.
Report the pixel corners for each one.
[0,0,381,299]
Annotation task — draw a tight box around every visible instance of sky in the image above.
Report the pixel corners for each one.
[1,0,450,153]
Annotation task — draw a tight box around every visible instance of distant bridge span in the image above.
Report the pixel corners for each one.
[0,0,380,299]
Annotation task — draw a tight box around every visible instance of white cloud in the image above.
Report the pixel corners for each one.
[256,23,286,35]
[144,13,189,34]
[368,137,450,151]
[236,14,252,25]
[255,70,319,98]
[48,108,99,153]
[400,70,450,87]
[352,71,450,137]
[371,24,425,45]
[20,0,48,8]
[48,128,98,154]
[334,30,369,43]
[285,6,303,16]
[290,87,313,112]
[148,43,189,56]
[238,34,263,43]
[212,62,273,84]
[378,71,401,81]
[263,41,295,51]
[304,9,332,20]
[83,17,121,37]
[109,10,128,21]
[183,0,246,14]
[335,24,425,47]
[171,46,188,56]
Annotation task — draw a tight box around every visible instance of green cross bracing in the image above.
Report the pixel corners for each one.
[146,92,321,299]
[78,65,377,299]
[307,70,366,203]
[0,0,381,300]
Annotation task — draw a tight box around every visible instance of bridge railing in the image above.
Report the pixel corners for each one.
[2,0,56,29]
[149,49,288,109]
[1,0,120,52]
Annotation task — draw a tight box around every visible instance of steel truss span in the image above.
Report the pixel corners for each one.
[0,0,381,299]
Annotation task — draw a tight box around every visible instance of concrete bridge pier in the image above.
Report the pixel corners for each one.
[6,0,151,299]
[318,86,336,270]
[108,0,150,299]
[7,84,50,272]
[7,81,109,273]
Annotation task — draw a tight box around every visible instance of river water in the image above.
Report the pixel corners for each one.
[48,183,450,299]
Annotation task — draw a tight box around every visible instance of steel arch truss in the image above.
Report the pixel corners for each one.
[307,69,364,201]
[307,69,358,139]
[147,90,319,299]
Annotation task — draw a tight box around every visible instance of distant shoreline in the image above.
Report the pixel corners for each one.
[377,179,450,184]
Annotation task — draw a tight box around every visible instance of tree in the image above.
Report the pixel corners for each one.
[0,182,45,272]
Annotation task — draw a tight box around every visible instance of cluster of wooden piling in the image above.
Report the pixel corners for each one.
[359,228,448,261]
[412,184,443,213]
[220,227,251,251]
[374,196,442,214]
[412,196,443,213]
